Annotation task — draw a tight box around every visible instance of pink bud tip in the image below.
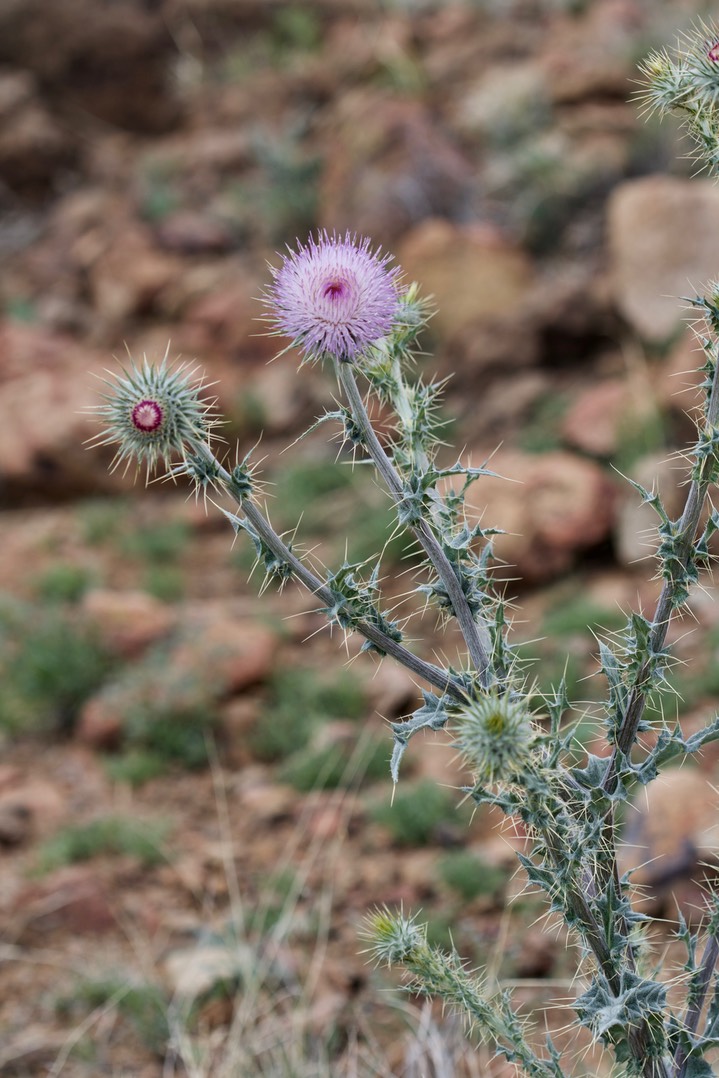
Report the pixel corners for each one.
[708,42,719,62]
[131,399,164,433]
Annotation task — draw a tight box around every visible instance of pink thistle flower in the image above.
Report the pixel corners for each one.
[709,41,719,62]
[265,231,402,362]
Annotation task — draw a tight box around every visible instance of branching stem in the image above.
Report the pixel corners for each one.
[193,443,469,703]
[602,351,719,793]
[336,359,494,689]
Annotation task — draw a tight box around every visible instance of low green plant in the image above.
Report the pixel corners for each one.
[143,564,185,602]
[221,7,321,84]
[280,735,389,792]
[224,128,321,245]
[245,868,300,936]
[34,562,95,604]
[541,590,626,640]
[124,700,214,771]
[37,816,168,873]
[271,457,414,564]
[614,408,667,472]
[251,666,366,762]
[0,606,113,734]
[104,749,168,787]
[371,780,456,847]
[79,497,130,545]
[517,391,568,453]
[4,295,38,323]
[56,978,170,1053]
[120,519,190,564]
[85,644,218,772]
[271,6,322,56]
[136,159,181,224]
[438,851,508,904]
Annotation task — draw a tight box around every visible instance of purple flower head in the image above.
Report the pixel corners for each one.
[266,231,402,362]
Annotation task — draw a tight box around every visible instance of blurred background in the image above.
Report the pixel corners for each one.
[1,0,719,1074]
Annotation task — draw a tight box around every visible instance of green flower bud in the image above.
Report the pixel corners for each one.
[453,694,536,785]
[361,906,424,967]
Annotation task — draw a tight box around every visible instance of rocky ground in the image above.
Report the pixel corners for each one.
[2,0,719,1074]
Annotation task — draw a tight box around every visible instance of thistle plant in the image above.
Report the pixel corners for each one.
[88,24,719,1078]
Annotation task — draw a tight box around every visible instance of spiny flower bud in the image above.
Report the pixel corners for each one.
[264,230,402,364]
[453,694,537,786]
[361,906,424,967]
[88,351,216,476]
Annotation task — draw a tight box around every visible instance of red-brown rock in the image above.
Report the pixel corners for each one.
[81,589,176,660]
[17,866,116,937]
[608,177,719,342]
[88,223,181,326]
[619,767,719,916]
[0,780,64,846]
[562,377,654,458]
[0,321,125,499]
[398,219,533,344]
[169,605,277,696]
[462,449,617,582]
[76,694,125,751]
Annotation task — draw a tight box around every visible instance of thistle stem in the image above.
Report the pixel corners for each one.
[402,940,564,1078]
[675,932,719,1078]
[602,349,719,792]
[336,359,494,689]
[594,340,719,1078]
[193,443,468,703]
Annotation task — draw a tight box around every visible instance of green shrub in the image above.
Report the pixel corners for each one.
[272,459,413,565]
[0,606,113,734]
[56,978,169,1053]
[104,750,168,787]
[120,519,190,564]
[372,780,456,846]
[34,563,96,604]
[251,666,366,762]
[541,592,625,640]
[280,736,388,792]
[143,565,185,602]
[517,393,567,453]
[37,816,168,872]
[79,498,130,546]
[96,649,218,771]
[438,851,507,903]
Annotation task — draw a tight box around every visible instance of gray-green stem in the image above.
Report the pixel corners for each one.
[595,348,719,1077]
[193,444,468,704]
[602,351,719,794]
[675,932,719,1078]
[336,359,494,689]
